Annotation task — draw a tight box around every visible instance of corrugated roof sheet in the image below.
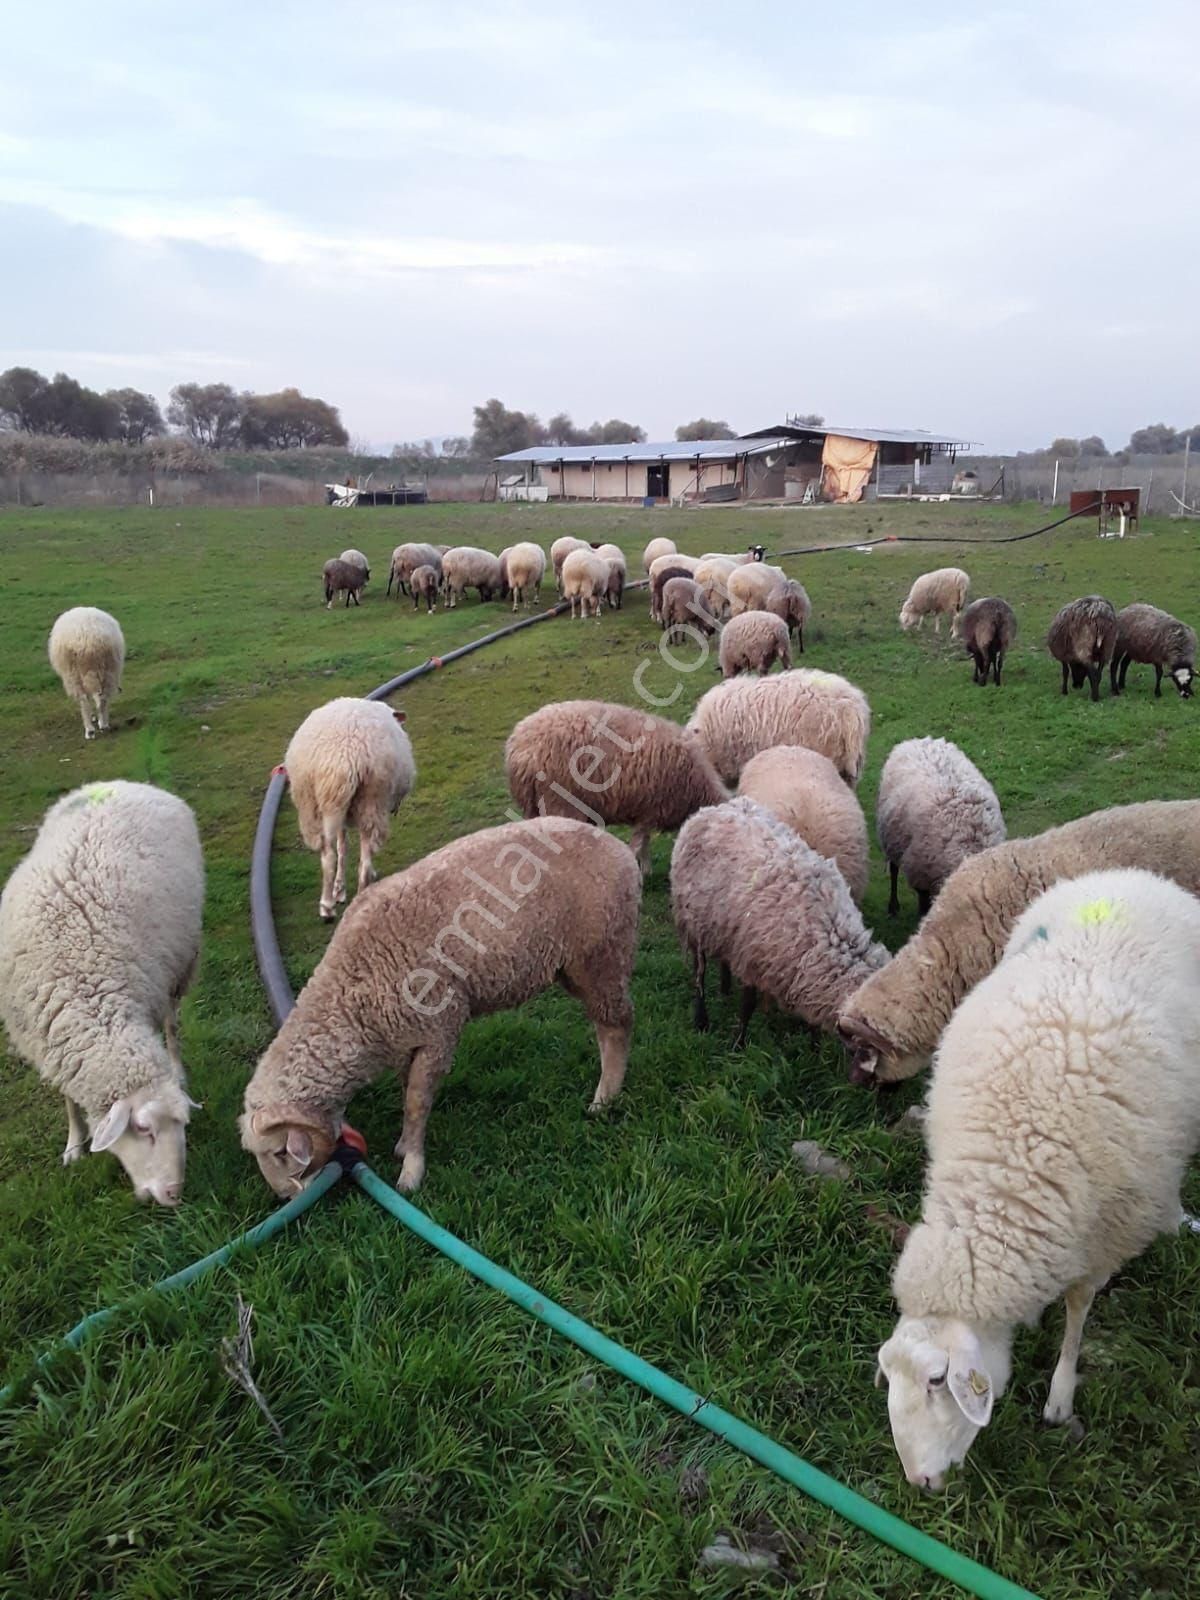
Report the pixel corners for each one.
[743,422,974,446]
[496,437,791,464]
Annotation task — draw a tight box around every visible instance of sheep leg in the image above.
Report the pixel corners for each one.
[970,648,984,684]
[62,1097,88,1165]
[318,821,340,921]
[1087,664,1102,702]
[1118,655,1131,691]
[394,1042,454,1192]
[692,950,709,1032]
[333,828,349,905]
[628,826,653,878]
[1061,662,1071,695]
[1043,1279,1099,1424]
[587,1021,630,1112]
[993,650,1003,687]
[77,693,98,740]
[732,984,758,1050]
[719,961,732,995]
[1109,655,1121,694]
[887,862,900,917]
[1154,664,1163,698]
[933,615,941,635]
[796,625,804,654]
[917,888,932,917]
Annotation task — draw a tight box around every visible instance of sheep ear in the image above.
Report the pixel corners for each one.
[285,1127,314,1169]
[91,1099,133,1152]
[948,1360,994,1428]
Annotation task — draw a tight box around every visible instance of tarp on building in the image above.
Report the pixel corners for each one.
[820,434,878,503]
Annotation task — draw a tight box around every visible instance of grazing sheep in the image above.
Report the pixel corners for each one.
[643,536,677,573]
[323,557,366,609]
[442,546,503,607]
[47,606,125,740]
[339,548,371,581]
[899,568,970,636]
[410,564,439,612]
[504,541,548,611]
[727,562,787,617]
[241,817,640,1194]
[876,738,1005,917]
[552,536,591,592]
[693,556,738,620]
[719,611,792,678]
[497,546,512,599]
[837,798,1200,1085]
[595,543,627,609]
[650,556,701,622]
[1047,595,1117,701]
[959,597,1016,686]
[561,549,611,619]
[387,543,443,598]
[878,869,1200,1490]
[765,579,811,652]
[660,577,718,644]
[285,697,416,922]
[737,746,869,903]
[671,798,888,1045]
[688,668,871,786]
[0,781,203,1205]
[506,698,728,874]
[1111,602,1196,699]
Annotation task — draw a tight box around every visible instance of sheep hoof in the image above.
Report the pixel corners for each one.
[84,730,96,740]
[62,1143,86,1166]
[319,904,336,922]
[396,1157,425,1193]
[1042,1398,1075,1427]
[587,1096,615,1116]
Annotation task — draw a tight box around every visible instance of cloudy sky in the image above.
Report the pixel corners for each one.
[2,1,1196,453]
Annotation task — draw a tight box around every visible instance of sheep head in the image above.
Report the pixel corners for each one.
[90,1078,194,1206]
[877,1313,1010,1490]
[240,1103,338,1197]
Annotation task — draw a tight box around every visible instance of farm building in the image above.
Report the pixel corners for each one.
[495,417,972,505]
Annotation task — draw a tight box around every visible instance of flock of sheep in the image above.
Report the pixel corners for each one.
[4,524,1200,1499]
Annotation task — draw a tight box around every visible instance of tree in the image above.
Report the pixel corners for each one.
[105,387,165,444]
[168,383,243,449]
[587,418,646,444]
[1128,423,1180,455]
[440,436,472,458]
[239,388,349,449]
[0,367,50,432]
[1078,435,1108,458]
[470,398,545,457]
[791,412,825,427]
[675,418,736,441]
[0,367,118,439]
[544,412,589,446]
[1049,437,1081,459]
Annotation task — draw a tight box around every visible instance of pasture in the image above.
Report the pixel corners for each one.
[1,500,1198,1600]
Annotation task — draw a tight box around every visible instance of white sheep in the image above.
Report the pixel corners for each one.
[387,543,443,597]
[693,556,738,621]
[727,562,786,617]
[48,606,125,740]
[561,548,610,619]
[552,536,591,592]
[876,737,1005,917]
[0,781,204,1204]
[899,568,970,636]
[441,547,503,607]
[737,745,869,903]
[687,668,871,786]
[505,541,547,610]
[718,611,792,678]
[595,543,627,609]
[339,548,371,581]
[284,697,416,920]
[648,552,701,620]
[878,869,1200,1489]
[642,536,677,573]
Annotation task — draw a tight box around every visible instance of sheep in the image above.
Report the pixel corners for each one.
[284,697,416,921]
[876,737,1005,918]
[718,611,792,678]
[552,536,591,592]
[649,553,701,621]
[47,606,125,740]
[387,542,443,598]
[877,869,1200,1490]
[0,780,203,1205]
[642,536,677,573]
[837,798,1200,1086]
[1047,595,1117,701]
[727,562,787,617]
[241,816,640,1194]
[339,548,371,581]
[736,746,869,903]
[1110,602,1196,699]
[410,564,439,613]
[595,543,627,609]
[959,597,1016,686]
[693,556,738,620]
[660,577,718,644]
[323,557,366,609]
[899,568,970,636]
[504,541,548,611]
[506,698,728,875]
[441,546,503,607]
[497,546,512,599]
[764,578,811,652]
[687,668,871,786]
[561,548,610,619]
[671,797,888,1046]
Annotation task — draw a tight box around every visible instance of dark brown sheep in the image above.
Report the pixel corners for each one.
[1047,596,1117,701]
[960,597,1017,686]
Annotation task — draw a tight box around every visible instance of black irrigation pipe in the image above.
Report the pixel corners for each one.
[772,497,1102,560]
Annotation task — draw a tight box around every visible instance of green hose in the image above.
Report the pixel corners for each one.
[0,1161,343,1408]
[352,1163,1036,1600]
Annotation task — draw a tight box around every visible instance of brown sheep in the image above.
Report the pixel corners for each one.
[959,597,1017,686]
[718,611,792,678]
[660,577,718,643]
[323,558,366,609]
[1047,596,1117,701]
[1111,603,1196,699]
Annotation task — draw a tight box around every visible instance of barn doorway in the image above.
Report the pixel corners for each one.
[647,463,670,498]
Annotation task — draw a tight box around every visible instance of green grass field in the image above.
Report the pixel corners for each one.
[1,500,1198,1600]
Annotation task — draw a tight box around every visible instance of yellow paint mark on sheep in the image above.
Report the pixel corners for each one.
[1073,897,1121,927]
[83,783,116,805]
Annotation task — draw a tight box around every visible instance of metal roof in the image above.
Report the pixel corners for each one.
[496,437,791,464]
[743,422,974,447]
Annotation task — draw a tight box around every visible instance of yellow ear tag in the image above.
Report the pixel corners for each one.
[968,1369,990,1396]
[1073,897,1120,927]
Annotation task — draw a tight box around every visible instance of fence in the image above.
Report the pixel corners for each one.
[0,470,491,509]
[965,455,1196,516]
